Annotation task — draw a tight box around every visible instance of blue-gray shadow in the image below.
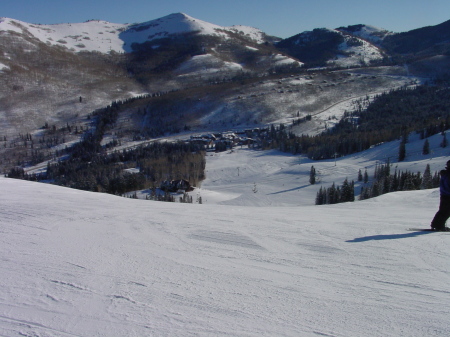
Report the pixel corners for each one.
[268,184,310,195]
[346,231,433,242]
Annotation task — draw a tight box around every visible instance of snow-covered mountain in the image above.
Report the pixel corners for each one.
[0,13,448,175]
[276,27,385,68]
[0,12,301,142]
[0,13,271,53]
[1,133,450,336]
[0,13,389,69]
[337,24,392,44]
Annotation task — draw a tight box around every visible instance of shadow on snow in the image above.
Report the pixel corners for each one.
[346,231,433,242]
[267,184,310,195]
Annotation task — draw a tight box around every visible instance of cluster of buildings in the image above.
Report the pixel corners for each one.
[189,128,269,151]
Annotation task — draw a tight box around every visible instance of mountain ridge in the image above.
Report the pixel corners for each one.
[1,13,448,67]
[0,12,271,53]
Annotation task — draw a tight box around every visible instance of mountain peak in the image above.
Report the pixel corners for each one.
[126,12,224,39]
[165,12,192,19]
[336,24,392,44]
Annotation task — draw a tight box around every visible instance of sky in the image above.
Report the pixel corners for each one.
[1,0,449,38]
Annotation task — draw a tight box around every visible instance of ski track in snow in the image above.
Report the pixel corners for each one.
[1,132,450,336]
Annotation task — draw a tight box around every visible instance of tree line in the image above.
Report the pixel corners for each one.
[315,162,440,205]
[261,85,450,160]
[7,95,206,197]
[8,141,206,196]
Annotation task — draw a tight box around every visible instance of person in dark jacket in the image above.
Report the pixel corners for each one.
[431,160,450,231]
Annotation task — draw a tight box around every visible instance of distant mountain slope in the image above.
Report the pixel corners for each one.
[0,13,298,85]
[0,12,300,141]
[276,28,384,67]
[336,24,392,45]
[0,13,271,54]
[0,12,448,174]
[0,17,127,53]
[382,19,450,55]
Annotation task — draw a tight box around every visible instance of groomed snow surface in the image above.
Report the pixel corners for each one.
[2,131,450,336]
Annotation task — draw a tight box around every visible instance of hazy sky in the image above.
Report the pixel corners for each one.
[1,0,449,38]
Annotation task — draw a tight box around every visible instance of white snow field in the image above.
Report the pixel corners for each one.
[1,135,450,336]
[197,131,450,206]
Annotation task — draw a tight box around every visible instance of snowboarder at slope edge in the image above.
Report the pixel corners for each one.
[430,160,450,231]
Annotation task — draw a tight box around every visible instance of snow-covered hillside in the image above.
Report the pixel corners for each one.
[337,24,392,44]
[330,34,384,67]
[0,13,267,53]
[194,130,449,206]
[326,28,384,67]
[1,133,450,336]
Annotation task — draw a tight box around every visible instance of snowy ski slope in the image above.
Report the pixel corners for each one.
[1,132,450,336]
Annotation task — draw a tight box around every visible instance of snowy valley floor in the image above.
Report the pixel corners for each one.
[1,173,450,336]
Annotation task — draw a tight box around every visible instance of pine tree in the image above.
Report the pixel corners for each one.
[441,132,448,148]
[384,158,391,177]
[334,186,341,204]
[357,169,363,182]
[327,183,335,204]
[359,186,365,200]
[341,178,352,202]
[403,173,416,191]
[422,139,430,155]
[315,187,324,205]
[391,170,399,191]
[370,181,380,198]
[422,164,432,189]
[432,171,440,187]
[309,165,316,184]
[364,169,369,184]
[350,180,355,201]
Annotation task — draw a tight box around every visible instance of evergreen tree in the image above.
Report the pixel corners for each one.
[403,173,416,191]
[359,186,365,200]
[441,132,448,148]
[350,180,355,201]
[315,187,324,205]
[357,169,363,182]
[334,186,341,204]
[340,178,354,202]
[432,171,440,187]
[422,164,432,189]
[422,139,430,155]
[370,181,380,198]
[384,158,391,177]
[402,132,409,144]
[327,183,336,204]
[309,165,316,185]
[381,176,390,194]
[391,170,399,191]
[364,169,369,184]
